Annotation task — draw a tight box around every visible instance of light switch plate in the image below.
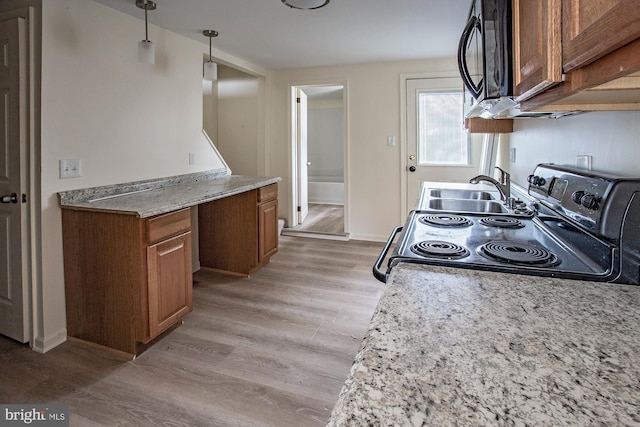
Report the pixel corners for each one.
[60,159,81,179]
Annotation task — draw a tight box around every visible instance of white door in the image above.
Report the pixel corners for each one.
[296,89,309,223]
[0,17,30,343]
[405,77,477,214]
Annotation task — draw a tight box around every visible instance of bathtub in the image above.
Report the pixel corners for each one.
[308,175,344,205]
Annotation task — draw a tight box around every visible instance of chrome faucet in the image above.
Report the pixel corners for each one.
[469,166,511,202]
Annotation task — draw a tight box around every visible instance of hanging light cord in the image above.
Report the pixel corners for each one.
[144,5,149,41]
[203,30,218,63]
[136,0,156,42]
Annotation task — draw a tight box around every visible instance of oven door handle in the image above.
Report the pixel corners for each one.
[373,226,403,284]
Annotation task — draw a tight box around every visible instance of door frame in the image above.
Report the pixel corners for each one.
[287,80,349,236]
[0,6,39,349]
[296,88,309,224]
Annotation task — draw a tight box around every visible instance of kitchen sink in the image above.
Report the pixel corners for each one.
[429,189,497,200]
[427,199,508,214]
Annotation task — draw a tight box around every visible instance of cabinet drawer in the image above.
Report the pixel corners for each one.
[146,208,191,245]
[258,184,278,203]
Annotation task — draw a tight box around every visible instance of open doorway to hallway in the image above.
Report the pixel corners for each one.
[283,84,348,239]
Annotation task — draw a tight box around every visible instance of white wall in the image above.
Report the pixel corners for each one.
[38,0,233,351]
[202,79,218,147]
[269,59,460,241]
[307,99,344,182]
[507,111,640,185]
[217,66,260,175]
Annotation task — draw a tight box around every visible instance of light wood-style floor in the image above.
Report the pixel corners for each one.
[290,204,344,235]
[0,236,384,426]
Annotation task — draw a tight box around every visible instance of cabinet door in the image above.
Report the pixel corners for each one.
[258,199,278,262]
[146,231,193,341]
[513,0,563,101]
[563,0,640,72]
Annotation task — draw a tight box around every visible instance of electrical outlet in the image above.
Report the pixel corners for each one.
[510,148,516,163]
[189,152,196,165]
[60,159,81,179]
[576,155,592,170]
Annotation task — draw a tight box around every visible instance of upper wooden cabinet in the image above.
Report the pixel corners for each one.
[514,0,640,111]
[562,0,640,72]
[513,0,563,102]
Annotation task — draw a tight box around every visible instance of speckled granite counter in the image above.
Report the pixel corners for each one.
[327,264,640,426]
[58,169,281,218]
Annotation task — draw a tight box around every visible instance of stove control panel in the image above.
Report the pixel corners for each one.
[571,190,601,210]
[528,164,612,232]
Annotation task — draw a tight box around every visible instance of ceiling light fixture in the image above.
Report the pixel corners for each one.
[136,0,156,64]
[281,0,330,10]
[203,30,219,81]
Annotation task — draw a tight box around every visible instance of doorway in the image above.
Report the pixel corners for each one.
[284,83,348,239]
[402,76,484,217]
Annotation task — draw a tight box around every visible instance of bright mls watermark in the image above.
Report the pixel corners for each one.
[1,404,68,426]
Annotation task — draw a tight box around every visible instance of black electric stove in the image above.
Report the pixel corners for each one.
[374,164,640,284]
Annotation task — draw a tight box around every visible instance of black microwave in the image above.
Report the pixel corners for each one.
[457,0,515,118]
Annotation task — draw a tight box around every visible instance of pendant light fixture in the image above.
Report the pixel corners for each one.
[203,30,219,81]
[281,0,330,10]
[136,0,156,64]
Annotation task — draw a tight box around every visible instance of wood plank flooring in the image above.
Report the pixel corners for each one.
[0,236,384,426]
[289,204,344,235]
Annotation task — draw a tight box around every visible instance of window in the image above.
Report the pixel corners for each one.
[417,90,469,166]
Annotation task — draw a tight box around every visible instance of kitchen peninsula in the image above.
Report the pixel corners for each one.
[327,264,640,425]
[58,170,280,358]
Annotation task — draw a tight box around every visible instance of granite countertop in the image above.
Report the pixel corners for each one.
[327,264,640,426]
[58,169,281,218]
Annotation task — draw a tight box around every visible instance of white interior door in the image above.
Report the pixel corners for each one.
[0,17,30,343]
[405,77,480,214]
[296,89,309,223]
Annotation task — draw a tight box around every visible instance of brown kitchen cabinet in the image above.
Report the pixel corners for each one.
[198,183,278,276]
[146,211,192,340]
[62,208,192,357]
[515,0,640,111]
[512,0,563,102]
[562,0,640,72]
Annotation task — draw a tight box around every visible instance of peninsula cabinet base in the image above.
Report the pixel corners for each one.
[66,320,183,361]
[61,208,193,356]
[198,184,279,276]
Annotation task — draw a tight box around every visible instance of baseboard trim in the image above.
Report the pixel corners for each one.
[281,229,350,241]
[347,233,388,243]
[32,328,67,353]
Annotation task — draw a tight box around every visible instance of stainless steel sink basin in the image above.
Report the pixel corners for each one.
[427,199,508,213]
[429,189,497,200]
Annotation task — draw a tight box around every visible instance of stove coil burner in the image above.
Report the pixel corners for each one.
[479,241,560,267]
[410,240,470,259]
[479,216,525,229]
[419,214,473,228]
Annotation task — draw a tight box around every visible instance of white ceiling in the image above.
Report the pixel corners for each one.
[93,0,469,70]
